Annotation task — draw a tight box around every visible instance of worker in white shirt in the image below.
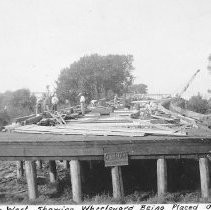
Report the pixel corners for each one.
[51,93,59,112]
[79,93,86,115]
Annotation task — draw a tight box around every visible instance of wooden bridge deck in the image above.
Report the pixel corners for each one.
[0,122,211,203]
[0,130,210,160]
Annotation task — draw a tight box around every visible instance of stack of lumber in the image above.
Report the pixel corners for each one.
[90,106,113,115]
[5,98,210,137]
[13,121,187,137]
[168,100,211,128]
[12,103,189,137]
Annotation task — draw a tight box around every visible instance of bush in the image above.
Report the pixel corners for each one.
[187,94,209,114]
[0,89,37,123]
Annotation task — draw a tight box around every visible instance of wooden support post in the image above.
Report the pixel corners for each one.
[111,166,124,200]
[25,161,38,200]
[49,160,57,183]
[89,160,93,170]
[37,160,43,170]
[70,160,82,203]
[199,157,210,199]
[64,160,70,169]
[157,158,167,196]
[16,161,24,179]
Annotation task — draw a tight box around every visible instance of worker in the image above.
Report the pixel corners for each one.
[79,93,86,115]
[51,93,59,112]
[36,97,43,115]
[43,93,51,111]
[114,94,119,108]
[43,85,52,111]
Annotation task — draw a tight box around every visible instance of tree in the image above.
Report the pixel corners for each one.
[187,94,209,114]
[11,89,36,112]
[128,83,148,94]
[56,54,134,104]
[0,89,37,120]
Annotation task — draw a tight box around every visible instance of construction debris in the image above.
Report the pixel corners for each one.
[3,95,211,137]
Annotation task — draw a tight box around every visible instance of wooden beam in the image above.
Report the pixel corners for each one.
[111,166,124,200]
[199,157,210,198]
[16,161,24,179]
[25,115,43,125]
[70,160,82,203]
[25,161,38,200]
[49,160,57,183]
[15,114,36,123]
[157,158,167,196]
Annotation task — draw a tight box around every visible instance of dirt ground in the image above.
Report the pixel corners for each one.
[0,160,210,204]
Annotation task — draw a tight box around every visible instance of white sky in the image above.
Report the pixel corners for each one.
[0,0,211,98]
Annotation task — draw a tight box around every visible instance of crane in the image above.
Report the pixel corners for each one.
[178,69,200,98]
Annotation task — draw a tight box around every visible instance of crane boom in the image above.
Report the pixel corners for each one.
[178,69,200,97]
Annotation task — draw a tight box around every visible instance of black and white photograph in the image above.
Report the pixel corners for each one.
[0,0,211,205]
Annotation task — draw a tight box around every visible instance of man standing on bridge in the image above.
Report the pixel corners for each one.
[51,93,59,112]
[79,93,86,115]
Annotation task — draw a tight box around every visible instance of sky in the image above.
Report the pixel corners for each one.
[0,0,210,98]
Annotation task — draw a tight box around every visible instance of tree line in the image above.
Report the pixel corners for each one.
[176,94,211,114]
[0,54,149,125]
[0,89,36,125]
[56,54,138,104]
[0,53,210,127]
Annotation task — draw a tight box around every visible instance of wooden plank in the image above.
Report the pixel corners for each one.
[14,128,146,137]
[15,128,126,136]
[111,166,124,200]
[0,156,103,161]
[48,112,63,125]
[25,160,38,200]
[15,114,36,123]
[157,158,167,196]
[49,160,57,183]
[0,154,203,161]
[56,112,66,124]
[0,131,210,143]
[16,161,24,179]
[1,140,211,160]
[158,103,197,126]
[14,123,187,136]
[70,160,82,203]
[199,158,210,198]
[25,115,43,125]
[151,114,177,122]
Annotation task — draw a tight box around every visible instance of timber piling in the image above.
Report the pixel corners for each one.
[199,157,210,199]
[25,160,38,200]
[111,166,124,200]
[16,160,24,179]
[1,131,211,202]
[70,160,82,203]
[157,158,167,196]
[49,160,57,183]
